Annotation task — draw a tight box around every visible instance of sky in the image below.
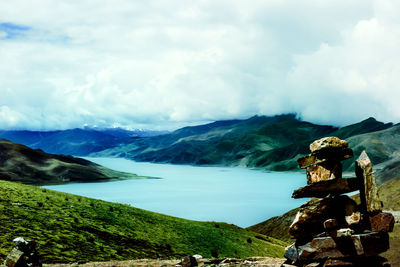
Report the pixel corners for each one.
[1,0,399,130]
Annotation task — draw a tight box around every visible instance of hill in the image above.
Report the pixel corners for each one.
[0,128,166,156]
[0,138,144,185]
[0,179,286,263]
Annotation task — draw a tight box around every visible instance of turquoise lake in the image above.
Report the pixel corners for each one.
[44,157,308,227]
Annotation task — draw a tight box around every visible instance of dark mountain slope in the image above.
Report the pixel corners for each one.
[330,117,393,140]
[94,114,338,170]
[1,115,398,178]
[0,128,166,156]
[0,138,142,185]
[114,116,398,176]
[343,124,400,183]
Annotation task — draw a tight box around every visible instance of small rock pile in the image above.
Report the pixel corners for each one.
[4,237,41,267]
[283,137,394,267]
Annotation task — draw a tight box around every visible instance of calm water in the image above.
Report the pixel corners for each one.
[44,157,307,227]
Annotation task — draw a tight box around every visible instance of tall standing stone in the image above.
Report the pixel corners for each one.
[355,151,382,213]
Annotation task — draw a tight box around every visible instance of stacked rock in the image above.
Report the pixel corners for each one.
[283,137,394,267]
[4,237,41,267]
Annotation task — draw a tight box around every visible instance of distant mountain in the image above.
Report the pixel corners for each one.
[92,115,395,174]
[1,115,397,181]
[0,138,143,185]
[0,128,167,156]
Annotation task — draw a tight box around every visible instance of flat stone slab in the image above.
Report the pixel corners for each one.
[323,256,390,267]
[292,178,359,199]
[285,232,389,262]
[297,148,354,168]
[310,137,348,153]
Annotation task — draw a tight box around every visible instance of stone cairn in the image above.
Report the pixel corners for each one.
[283,137,394,267]
[4,237,41,267]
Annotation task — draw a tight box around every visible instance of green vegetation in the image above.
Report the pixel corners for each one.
[0,138,146,185]
[247,207,300,243]
[0,179,286,263]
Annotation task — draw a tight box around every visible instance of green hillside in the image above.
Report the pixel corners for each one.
[0,138,145,185]
[0,179,286,263]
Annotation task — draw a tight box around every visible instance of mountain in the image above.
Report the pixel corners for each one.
[0,179,286,263]
[92,115,394,173]
[1,115,397,181]
[0,138,143,185]
[92,114,335,168]
[0,128,167,156]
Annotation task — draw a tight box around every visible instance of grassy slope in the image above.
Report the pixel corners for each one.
[247,207,300,243]
[0,139,144,185]
[0,180,286,263]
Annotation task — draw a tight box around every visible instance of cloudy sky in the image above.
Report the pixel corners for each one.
[0,0,399,130]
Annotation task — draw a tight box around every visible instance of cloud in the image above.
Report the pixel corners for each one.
[0,0,398,130]
[287,0,400,125]
[0,22,30,40]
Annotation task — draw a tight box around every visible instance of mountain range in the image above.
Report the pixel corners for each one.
[0,127,167,156]
[1,114,399,183]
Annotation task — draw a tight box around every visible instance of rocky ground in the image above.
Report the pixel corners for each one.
[41,257,286,267]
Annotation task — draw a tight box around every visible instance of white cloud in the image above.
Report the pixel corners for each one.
[1,0,398,130]
[287,0,400,125]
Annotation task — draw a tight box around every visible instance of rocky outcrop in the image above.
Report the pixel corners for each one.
[284,137,394,267]
[4,237,41,267]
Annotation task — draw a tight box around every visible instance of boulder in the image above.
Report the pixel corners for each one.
[290,196,363,240]
[289,197,339,239]
[369,212,395,232]
[181,255,198,267]
[310,137,348,153]
[355,151,383,213]
[345,211,361,227]
[324,219,339,231]
[4,237,41,267]
[4,248,24,267]
[293,232,389,262]
[323,256,391,267]
[330,228,354,238]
